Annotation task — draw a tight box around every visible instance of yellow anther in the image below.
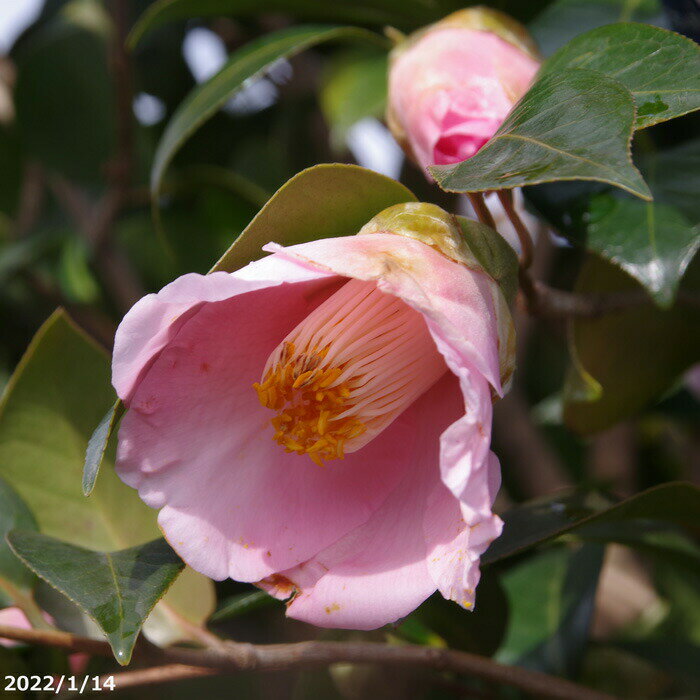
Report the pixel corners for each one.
[309,452,325,467]
[317,410,330,436]
[293,370,315,389]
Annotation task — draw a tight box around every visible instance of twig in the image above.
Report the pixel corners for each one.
[496,190,533,269]
[0,624,613,700]
[467,192,497,231]
[519,274,700,319]
[86,665,218,694]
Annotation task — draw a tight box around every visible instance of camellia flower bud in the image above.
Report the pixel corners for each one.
[112,203,515,630]
[387,7,540,173]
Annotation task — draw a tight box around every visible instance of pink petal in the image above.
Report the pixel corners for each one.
[112,256,334,402]
[389,27,539,171]
[264,232,503,395]
[424,451,503,608]
[264,373,463,629]
[116,271,411,582]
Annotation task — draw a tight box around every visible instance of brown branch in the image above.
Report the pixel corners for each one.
[83,665,218,694]
[496,190,533,269]
[519,274,700,319]
[0,624,613,700]
[467,192,497,231]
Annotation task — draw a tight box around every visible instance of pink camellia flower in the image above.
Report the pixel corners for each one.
[387,7,540,173]
[113,203,515,630]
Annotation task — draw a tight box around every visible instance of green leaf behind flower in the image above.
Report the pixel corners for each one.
[485,481,700,565]
[0,311,215,651]
[563,255,700,433]
[0,477,38,606]
[7,532,184,664]
[540,23,700,129]
[529,0,662,56]
[151,25,387,210]
[128,0,436,48]
[211,163,417,272]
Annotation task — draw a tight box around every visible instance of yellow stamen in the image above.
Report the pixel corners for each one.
[254,279,446,467]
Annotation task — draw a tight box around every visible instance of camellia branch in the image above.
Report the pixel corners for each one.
[519,273,700,319]
[467,192,498,231]
[0,624,613,700]
[496,189,533,269]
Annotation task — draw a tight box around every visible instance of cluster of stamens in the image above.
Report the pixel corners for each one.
[254,341,367,466]
[254,278,446,466]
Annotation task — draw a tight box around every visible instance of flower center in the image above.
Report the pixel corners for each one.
[254,278,446,466]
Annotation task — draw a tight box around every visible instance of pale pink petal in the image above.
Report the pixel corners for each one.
[264,374,463,629]
[389,27,539,171]
[424,451,503,608]
[112,255,334,402]
[116,272,410,582]
[263,232,503,395]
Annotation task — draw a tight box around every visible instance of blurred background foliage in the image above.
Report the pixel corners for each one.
[0,0,698,698]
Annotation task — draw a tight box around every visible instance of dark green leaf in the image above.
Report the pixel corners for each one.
[577,521,700,575]
[151,25,387,203]
[0,477,38,601]
[529,0,662,56]
[541,23,700,130]
[581,194,698,307]
[616,639,700,683]
[526,137,700,307]
[431,69,651,200]
[484,481,700,565]
[563,255,700,433]
[403,571,508,656]
[129,0,436,47]
[646,137,700,223]
[0,311,215,642]
[211,163,416,273]
[497,543,604,676]
[7,531,184,664]
[82,401,124,496]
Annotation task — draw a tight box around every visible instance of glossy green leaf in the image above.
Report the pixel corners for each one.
[529,0,662,56]
[455,216,519,305]
[431,69,651,200]
[526,135,700,307]
[484,481,700,565]
[82,401,124,496]
[129,0,436,47]
[0,477,38,602]
[497,543,604,676]
[646,137,700,223]
[582,195,699,307]
[211,163,416,273]
[151,25,387,204]
[563,255,700,433]
[7,531,184,664]
[320,49,388,150]
[541,23,700,130]
[0,311,215,644]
